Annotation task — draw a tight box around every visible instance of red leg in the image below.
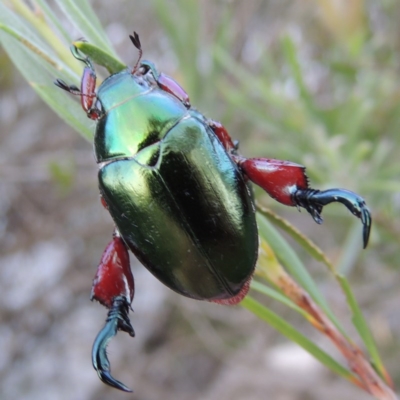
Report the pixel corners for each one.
[207,119,309,206]
[206,120,370,247]
[91,234,134,308]
[79,66,98,119]
[157,73,191,108]
[93,196,134,308]
[54,46,100,120]
[237,157,371,248]
[237,158,308,206]
[129,32,191,107]
[206,121,309,206]
[90,233,135,392]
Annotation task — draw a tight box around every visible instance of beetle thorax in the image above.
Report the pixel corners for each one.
[94,71,190,163]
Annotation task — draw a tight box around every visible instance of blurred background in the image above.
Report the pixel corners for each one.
[0,0,400,399]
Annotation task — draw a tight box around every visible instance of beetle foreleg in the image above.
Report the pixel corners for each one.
[139,59,191,108]
[91,235,135,391]
[157,72,191,108]
[54,46,100,120]
[237,157,371,248]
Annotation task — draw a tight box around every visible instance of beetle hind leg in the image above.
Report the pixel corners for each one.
[206,119,372,248]
[237,157,371,248]
[91,234,135,392]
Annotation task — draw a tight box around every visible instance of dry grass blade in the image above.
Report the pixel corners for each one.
[281,275,396,399]
[257,239,397,400]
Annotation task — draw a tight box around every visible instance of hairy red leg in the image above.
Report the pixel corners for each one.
[94,196,134,307]
[91,234,135,392]
[91,234,134,308]
[236,157,371,247]
[237,157,308,206]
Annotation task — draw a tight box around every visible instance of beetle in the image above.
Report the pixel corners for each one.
[55,32,371,392]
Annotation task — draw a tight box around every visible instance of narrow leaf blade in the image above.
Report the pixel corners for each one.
[241,296,356,382]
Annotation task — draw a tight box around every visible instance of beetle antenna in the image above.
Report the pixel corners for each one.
[129,31,142,74]
[54,79,81,94]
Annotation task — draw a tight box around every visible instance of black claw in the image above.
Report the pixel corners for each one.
[98,369,132,393]
[361,207,372,249]
[294,188,372,248]
[70,45,94,70]
[92,296,134,392]
[309,207,323,225]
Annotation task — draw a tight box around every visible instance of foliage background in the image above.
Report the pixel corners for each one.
[0,0,399,399]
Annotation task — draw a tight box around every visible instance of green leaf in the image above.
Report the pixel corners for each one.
[55,0,116,56]
[33,0,72,43]
[281,36,312,106]
[4,0,78,66]
[251,280,309,317]
[34,83,92,140]
[256,204,336,272]
[151,0,201,100]
[338,275,387,381]
[0,21,91,139]
[336,221,364,275]
[0,1,50,49]
[214,46,287,109]
[74,41,126,74]
[241,296,355,382]
[0,24,60,69]
[0,3,81,76]
[256,211,347,338]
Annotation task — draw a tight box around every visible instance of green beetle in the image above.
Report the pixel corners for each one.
[55,32,371,392]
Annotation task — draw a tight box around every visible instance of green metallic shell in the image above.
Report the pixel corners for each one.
[95,71,187,162]
[95,71,258,300]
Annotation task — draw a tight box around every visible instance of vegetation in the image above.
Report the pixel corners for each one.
[1,1,399,398]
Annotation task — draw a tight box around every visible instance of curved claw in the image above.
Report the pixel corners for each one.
[70,45,94,70]
[294,188,372,248]
[92,297,135,392]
